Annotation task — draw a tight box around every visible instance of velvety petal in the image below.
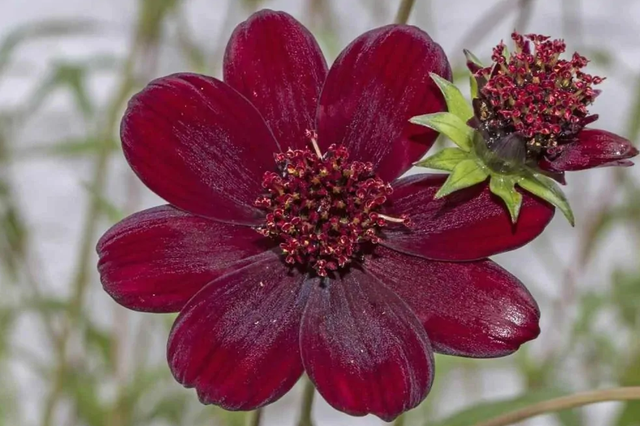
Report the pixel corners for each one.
[167,253,308,410]
[365,246,540,358]
[224,10,327,150]
[540,128,638,172]
[97,205,272,313]
[383,174,555,261]
[316,25,452,181]
[300,268,433,421]
[121,73,280,225]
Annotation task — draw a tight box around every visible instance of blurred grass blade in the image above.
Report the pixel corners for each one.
[18,137,117,159]
[81,181,124,223]
[0,19,104,76]
[430,389,580,426]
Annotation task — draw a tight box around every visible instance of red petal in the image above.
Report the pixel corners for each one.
[97,205,271,313]
[167,253,307,410]
[121,73,280,225]
[316,25,451,182]
[365,246,540,358]
[224,10,327,150]
[541,128,638,172]
[300,269,433,421]
[383,174,555,260]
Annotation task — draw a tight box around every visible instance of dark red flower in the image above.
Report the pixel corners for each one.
[97,10,554,421]
[471,32,638,175]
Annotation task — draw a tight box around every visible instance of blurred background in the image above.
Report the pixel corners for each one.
[1,0,639,425]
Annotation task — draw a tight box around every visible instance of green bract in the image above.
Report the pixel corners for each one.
[410,112,473,151]
[411,71,575,225]
[463,49,483,98]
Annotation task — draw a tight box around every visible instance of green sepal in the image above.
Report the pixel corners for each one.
[470,75,479,99]
[517,173,575,226]
[489,175,523,223]
[464,49,484,68]
[429,72,473,121]
[415,147,471,171]
[435,158,489,198]
[464,49,484,99]
[410,112,475,151]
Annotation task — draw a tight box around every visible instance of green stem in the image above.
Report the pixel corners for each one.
[394,0,416,24]
[297,377,316,426]
[471,387,640,426]
[249,408,263,426]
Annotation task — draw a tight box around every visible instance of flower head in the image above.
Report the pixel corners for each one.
[98,10,553,421]
[470,32,637,173]
[255,140,411,276]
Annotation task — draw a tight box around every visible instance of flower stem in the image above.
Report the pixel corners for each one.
[249,408,263,426]
[39,1,167,425]
[394,0,416,24]
[40,58,135,426]
[296,377,316,426]
[471,387,640,426]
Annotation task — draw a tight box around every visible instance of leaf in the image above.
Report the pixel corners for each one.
[429,73,473,121]
[517,173,575,225]
[435,159,489,198]
[489,175,523,223]
[415,147,470,171]
[410,112,475,151]
[431,388,581,426]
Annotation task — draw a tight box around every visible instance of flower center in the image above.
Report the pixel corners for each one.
[474,32,602,162]
[254,133,409,277]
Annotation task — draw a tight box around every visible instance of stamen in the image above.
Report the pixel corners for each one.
[305,129,323,159]
[255,143,411,276]
[474,32,602,160]
[376,213,407,224]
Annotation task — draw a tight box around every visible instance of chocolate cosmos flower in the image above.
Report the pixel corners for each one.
[471,32,638,175]
[97,10,555,421]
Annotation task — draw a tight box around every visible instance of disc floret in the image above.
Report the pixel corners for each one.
[255,139,409,277]
[474,32,603,160]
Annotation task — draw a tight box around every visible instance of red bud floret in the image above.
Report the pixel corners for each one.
[474,32,603,158]
[255,144,409,277]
